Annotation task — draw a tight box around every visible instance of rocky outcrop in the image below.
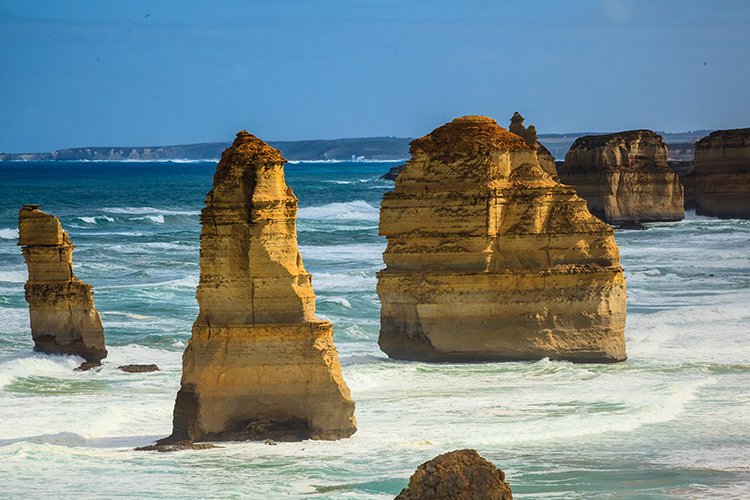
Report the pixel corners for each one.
[381,164,406,180]
[165,131,356,444]
[509,112,557,178]
[683,128,750,218]
[18,205,107,364]
[396,449,513,500]
[118,364,160,373]
[377,116,626,363]
[558,130,684,224]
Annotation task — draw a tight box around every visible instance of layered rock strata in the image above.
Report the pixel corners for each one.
[683,128,750,218]
[18,205,107,364]
[167,131,356,443]
[558,130,684,224]
[396,449,513,500]
[509,111,557,177]
[377,116,626,363]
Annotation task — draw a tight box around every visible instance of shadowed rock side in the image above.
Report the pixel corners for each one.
[509,111,557,178]
[396,449,513,500]
[683,128,750,219]
[18,205,107,364]
[558,130,684,224]
[163,131,355,446]
[377,116,626,363]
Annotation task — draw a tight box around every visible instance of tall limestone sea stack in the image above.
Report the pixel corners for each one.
[509,111,557,178]
[18,205,107,364]
[377,116,627,363]
[558,130,684,224]
[167,131,355,443]
[683,128,750,219]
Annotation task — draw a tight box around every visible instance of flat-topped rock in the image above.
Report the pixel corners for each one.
[377,116,627,363]
[159,131,356,446]
[684,128,750,218]
[18,205,107,365]
[558,129,684,223]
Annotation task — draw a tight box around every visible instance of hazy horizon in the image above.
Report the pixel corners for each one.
[1,0,749,152]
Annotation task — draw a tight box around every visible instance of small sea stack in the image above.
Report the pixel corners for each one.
[396,449,513,499]
[18,205,107,365]
[509,111,557,178]
[558,130,684,224]
[683,128,750,219]
[164,131,356,445]
[377,116,627,363]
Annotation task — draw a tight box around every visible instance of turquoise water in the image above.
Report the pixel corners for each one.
[0,161,748,498]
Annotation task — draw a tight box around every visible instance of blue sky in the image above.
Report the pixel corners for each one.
[1,0,748,152]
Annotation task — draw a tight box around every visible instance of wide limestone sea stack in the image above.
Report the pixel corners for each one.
[18,205,107,364]
[377,116,627,363]
[558,130,684,224]
[683,128,750,219]
[167,131,356,443]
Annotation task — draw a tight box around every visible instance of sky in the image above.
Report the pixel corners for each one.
[1,0,749,152]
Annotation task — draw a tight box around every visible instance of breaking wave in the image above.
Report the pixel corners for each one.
[297,200,379,221]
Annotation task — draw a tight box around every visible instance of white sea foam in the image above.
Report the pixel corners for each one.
[77,215,115,224]
[297,200,379,221]
[101,207,200,216]
[0,269,27,283]
[129,215,165,224]
[0,228,18,240]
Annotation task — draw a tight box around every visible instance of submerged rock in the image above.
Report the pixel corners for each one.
[377,116,626,363]
[683,128,750,219]
[509,111,557,178]
[118,364,160,373]
[18,205,107,365]
[159,131,356,446]
[396,449,513,499]
[618,220,647,230]
[558,130,684,224]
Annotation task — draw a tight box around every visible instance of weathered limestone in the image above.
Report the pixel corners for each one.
[377,116,626,363]
[683,128,750,219]
[18,205,107,364]
[396,449,513,500]
[509,111,557,178]
[167,131,356,443]
[558,130,684,224]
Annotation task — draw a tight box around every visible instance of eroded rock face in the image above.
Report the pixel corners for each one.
[684,128,750,219]
[18,205,106,364]
[377,116,626,363]
[396,449,513,500]
[558,130,684,223]
[168,131,356,443]
[509,111,557,178]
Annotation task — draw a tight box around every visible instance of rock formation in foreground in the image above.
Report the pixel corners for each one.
[18,205,107,364]
[509,111,557,178]
[396,449,513,500]
[165,131,356,444]
[377,116,626,363]
[683,128,750,219]
[558,130,684,224]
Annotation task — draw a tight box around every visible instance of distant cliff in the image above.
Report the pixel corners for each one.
[0,137,412,162]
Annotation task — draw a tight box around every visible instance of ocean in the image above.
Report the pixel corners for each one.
[0,160,748,498]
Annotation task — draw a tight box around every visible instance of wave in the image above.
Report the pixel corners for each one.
[0,228,18,240]
[77,216,115,224]
[0,270,27,283]
[101,207,200,216]
[129,215,165,224]
[286,159,406,164]
[297,200,379,221]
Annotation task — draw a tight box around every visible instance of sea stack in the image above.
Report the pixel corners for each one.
[508,111,557,178]
[18,205,107,364]
[683,128,750,219]
[168,131,356,443]
[396,449,513,500]
[558,130,684,224]
[377,116,626,363]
